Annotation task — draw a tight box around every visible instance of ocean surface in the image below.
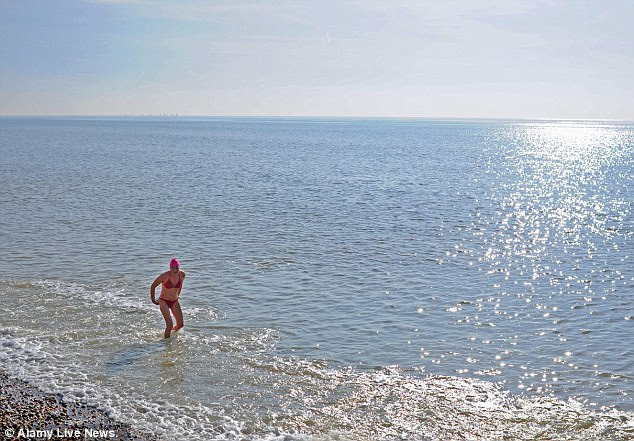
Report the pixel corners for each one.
[0,117,632,440]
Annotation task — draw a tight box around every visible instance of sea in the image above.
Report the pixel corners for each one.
[0,116,632,440]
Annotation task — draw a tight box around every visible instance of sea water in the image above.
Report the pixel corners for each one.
[0,117,632,439]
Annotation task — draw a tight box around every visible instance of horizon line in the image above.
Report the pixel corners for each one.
[1,114,632,123]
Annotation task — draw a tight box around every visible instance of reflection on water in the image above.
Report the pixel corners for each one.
[442,121,634,409]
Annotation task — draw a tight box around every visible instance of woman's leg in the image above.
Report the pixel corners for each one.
[159,299,173,338]
[171,301,184,331]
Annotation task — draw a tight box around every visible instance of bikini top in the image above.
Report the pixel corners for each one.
[163,273,182,289]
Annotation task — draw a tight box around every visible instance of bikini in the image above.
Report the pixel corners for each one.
[159,273,182,309]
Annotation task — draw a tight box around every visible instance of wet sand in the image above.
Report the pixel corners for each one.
[0,370,156,440]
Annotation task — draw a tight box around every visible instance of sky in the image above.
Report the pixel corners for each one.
[1,0,633,119]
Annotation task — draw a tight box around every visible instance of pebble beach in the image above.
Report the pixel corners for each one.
[0,371,155,441]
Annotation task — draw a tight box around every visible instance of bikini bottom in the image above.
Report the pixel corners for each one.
[159,297,178,309]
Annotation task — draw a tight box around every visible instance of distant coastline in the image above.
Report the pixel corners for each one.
[1,115,633,125]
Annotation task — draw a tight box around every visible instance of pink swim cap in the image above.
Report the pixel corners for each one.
[170,258,180,268]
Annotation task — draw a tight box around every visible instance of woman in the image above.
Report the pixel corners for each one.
[151,258,186,338]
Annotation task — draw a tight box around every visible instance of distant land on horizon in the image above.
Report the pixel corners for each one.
[2,115,633,124]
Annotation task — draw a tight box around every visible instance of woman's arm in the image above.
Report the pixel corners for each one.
[150,273,167,305]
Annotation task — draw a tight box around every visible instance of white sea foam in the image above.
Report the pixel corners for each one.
[2,277,633,439]
[2,278,221,322]
[1,323,633,440]
[0,328,235,439]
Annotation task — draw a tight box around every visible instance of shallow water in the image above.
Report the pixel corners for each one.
[0,117,632,439]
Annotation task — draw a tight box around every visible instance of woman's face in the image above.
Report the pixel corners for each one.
[170,265,179,273]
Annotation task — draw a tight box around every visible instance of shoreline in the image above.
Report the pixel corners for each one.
[0,370,156,441]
